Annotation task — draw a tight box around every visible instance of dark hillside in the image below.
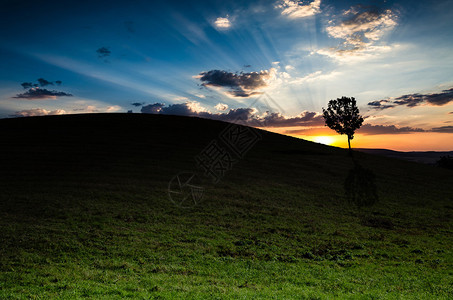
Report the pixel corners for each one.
[0,114,452,298]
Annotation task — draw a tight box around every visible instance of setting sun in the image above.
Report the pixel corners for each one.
[313,136,334,145]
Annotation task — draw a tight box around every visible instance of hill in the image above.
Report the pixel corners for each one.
[356,148,453,165]
[0,113,452,299]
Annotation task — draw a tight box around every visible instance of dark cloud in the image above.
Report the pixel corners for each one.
[357,124,425,135]
[141,103,165,114]
[198,69,273,97]
[367,99,395,110]
[14,88,73,100]
[424,88,453,105]
[131,102,145,107]
[430,126,453,133]
[141,102,322,127]
[96,47,111,58]
[21,82,37,89]
[260,111,324,127]
[449,112,453,114]
[244,65,251,68]
[393,94,424,107]
[37,78,54,87]
[21,79,62,89]
[369,88,453,109]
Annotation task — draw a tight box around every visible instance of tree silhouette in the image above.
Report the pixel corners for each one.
[322,96,364,155]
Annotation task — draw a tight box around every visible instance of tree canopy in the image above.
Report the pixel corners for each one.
[322,96,364,152]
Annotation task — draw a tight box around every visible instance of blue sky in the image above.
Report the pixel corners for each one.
[1,0,452,150]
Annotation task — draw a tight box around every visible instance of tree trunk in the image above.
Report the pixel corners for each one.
[348,136,352,156]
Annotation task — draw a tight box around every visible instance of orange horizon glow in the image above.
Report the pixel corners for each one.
[262,127,453,151]
[297,133,453,151]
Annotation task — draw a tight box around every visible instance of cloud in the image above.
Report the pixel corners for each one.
[319,6,397,58]
[73,105,99,112]
[368,88,453,109]
[106,105,122,112]
[214,17,231,29]
[10,108,66,117]
[37,78,54,87]
[367,99,395,110]
[449,112,453,114]
[21,82,37,89]
[72,105,121,113]
[96,47,111,58]
[422,88,453,106]
[131,102,145,107]
[141,101,323,127]
[357,124,425,135]
[430,126,453,133]
[197,69,276,97]
[13,87,73,100]
[215,103,228,111]
[141,103,165,114]
[21,78,62,89]
[260,111,324,127]
[276,0,321,19]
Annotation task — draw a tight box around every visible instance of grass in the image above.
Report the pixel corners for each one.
[0,113,452,299]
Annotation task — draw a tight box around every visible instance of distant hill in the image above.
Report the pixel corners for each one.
[0,113,452,298]
[356,148,453,164]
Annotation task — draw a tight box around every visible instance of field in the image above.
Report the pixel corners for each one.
[0,114,452,299]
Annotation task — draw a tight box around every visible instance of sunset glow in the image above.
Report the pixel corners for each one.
[311,136,334,146]
[1,0,452,151]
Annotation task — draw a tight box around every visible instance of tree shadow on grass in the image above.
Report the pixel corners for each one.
[344,159,379,208]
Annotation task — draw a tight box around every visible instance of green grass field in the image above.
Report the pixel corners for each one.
[0,114,452,299]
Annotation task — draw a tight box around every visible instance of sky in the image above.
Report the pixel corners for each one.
[1,0,452,151]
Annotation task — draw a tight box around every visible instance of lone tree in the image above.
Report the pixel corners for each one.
[322,96,364,155]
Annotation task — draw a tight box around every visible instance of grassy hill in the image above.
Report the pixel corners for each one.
[356,148,453,165]
[0,113,452,299]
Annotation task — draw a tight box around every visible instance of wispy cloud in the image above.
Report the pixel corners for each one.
[276,0,321,19]
[318,5,397,59]
[368,88,453,110]
[357,124,425,135]
[431,126,453,133]
[96,47,111,58]
[72,104,122,113]
[10,108,66,117]
[106,105,121,112]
